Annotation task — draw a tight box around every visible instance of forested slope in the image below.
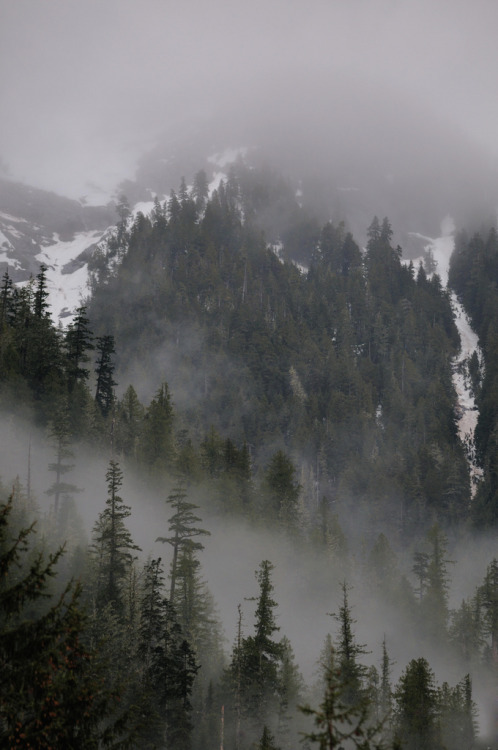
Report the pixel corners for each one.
[3,164,498,748]
[87,168,468,537]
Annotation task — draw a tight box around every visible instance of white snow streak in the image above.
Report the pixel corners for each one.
[407,218,483,491]
[34,230,104,323]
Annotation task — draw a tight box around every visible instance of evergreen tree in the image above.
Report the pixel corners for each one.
[237,560,283,730]
[330,582,368,706]
[33,263,50,320]
[94,334,117,417]
[156,485,210,601]
[114,385,144,460]
[419,525,452,642]
[91,460,140,615]
[265,450,301,527]
[140,381,175,472]
[393,657,442,750]
[258,725,280,750]
[479,558,498,667]
[46,397,81,519]
[300,643,384,750]
[65,305,94,392]
[137,556,199,749]
[0,497,128,748]
[438,674,477,750]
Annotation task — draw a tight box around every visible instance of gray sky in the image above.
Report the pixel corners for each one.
[2,0,498,198]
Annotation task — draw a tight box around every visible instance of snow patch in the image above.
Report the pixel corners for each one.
[208,171,227,195]
[29,230,104,323]
[132,201,155,217]
[406,220,482,493]
[0,229,14,250]
[0,211,28,224]
[208,147,247,169]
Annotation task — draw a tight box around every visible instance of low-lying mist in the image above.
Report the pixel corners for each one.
[2,407,498,734]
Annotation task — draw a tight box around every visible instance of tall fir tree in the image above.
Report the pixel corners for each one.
[91,460,140,616]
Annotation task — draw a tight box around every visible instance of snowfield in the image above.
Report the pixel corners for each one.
[24,229,105,322]
[407,219,483,491]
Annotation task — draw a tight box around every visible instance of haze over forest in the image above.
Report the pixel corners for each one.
[4,2,498,749]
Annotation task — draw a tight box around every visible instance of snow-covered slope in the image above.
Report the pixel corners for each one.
[33,230,104,321]
[407,220,483,492]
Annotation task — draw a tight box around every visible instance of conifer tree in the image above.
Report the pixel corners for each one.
[265,451,300,527]
[0,497,128,748]
[419,525,452,642]
[46,397,81,519]
[330,582,368,706]
[114,385,144,460]
[393,658,442,750]
[237,560,283,730]
[140,381,175,471]
[65,305,94,392]
[92,460,140,615]
[156,485,210,601]
[0,269,13,329]
[137,556,199,749]
[300,644,385,750]
[479,557,498,666]
[94,334,117,417]
[258,725,280,749]
[438,674,477,750]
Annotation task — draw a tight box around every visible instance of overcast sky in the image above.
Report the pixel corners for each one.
[2,0,498,199]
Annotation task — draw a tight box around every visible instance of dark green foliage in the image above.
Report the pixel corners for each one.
[264,450,300,526]
[91,460,141,615]
[86,171,466,536]
[95,335,117,417]
[0,498,128,748]
[156,485,210,601]
[448,226,498,524]
[139,381,175,472]
[114,384,144,460]
[438,675,477,750]
[46,396,81,518]
[415,524,453,643]
[393,658,442,750]
[300,644,385,750]
[258,725,280,749]
[226,561,285,740]
[330,582,368,707]
[137,557,199,749]
[65,305,94,392]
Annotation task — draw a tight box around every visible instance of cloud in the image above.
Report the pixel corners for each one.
[2,0,498,197]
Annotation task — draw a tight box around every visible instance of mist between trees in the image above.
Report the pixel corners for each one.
[3,165,498,747]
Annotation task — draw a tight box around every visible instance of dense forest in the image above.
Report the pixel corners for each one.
[1,163,498,748]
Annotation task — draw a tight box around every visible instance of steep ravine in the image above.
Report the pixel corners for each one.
[408,221,483,492]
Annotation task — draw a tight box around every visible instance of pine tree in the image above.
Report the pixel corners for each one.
[258,725,280,749]
[419,524,452,642]
[330,582,368,706]
[33,263,50,320]
[65,305,94,392]
[300,644,385,750]
[140,381,175,472]
[91,460,140,615]
[0,497,128,748]
[114,385,144,460]
[156,485,210,601]
[237,560,283,730]
[438,674,477,750]
[46,397,81,519]
[479,558,498,667]
[265,450,301,527]
[393,657,442,750]
[136,556,199,749]
[94,334,117,417]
